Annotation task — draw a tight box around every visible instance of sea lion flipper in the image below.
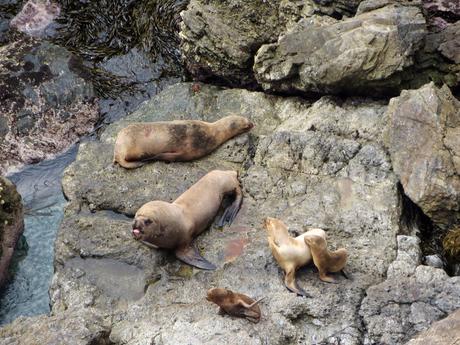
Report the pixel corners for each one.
[319,272,338,284]
[284,269,311,297]
[217,190,243,227]
[175,245,217,270]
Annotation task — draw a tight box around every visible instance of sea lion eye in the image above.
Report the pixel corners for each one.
[145,219,153,225]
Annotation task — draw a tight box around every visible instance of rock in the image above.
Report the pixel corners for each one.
[384,82,460,230]
[423,0,460,30]
[180,0,367,88]
[361,265,460,344]
[0,176,23,288]
[254,4,427,95]
[406,308,460,345]
[0,310,111,345]
[0,37,98,174]
[424,254,444,268]
[10,0,60,38]
[51,82,401,344]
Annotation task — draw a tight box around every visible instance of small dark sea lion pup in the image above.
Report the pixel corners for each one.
[113,115,254,169]
[132,170,242,270]
[304,234,348,283]
[206,288,264,323]
[264,217,326,297]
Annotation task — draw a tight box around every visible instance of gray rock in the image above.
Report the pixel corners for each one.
[405,308,460,345]
[0,176,24,288]
[254,5,427,95]
[424,254,444,269]
[53,82,401,344]
[384,82,460,230]
[0,37,98,174]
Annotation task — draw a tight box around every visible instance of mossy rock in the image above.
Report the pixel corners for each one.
[443,226,460,260]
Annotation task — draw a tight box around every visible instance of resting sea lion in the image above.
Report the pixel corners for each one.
[113,115,254,169]
[304,234,348,283]
[132,170,242,270]
[206,288,264,323]
[264,217,326,296]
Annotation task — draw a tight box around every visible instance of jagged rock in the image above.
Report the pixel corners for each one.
[405,308,460,345]
[254,4,427,95]
[10,0,60,38]
[0,37,98,174]
[180,0,366,88]
[0,176,23,288]
[52,82,401,344]
[0,310,110,345]
[384,82,460,230]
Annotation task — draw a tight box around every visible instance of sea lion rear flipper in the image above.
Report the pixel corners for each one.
[217,189,243,227]
[175,245,217,270]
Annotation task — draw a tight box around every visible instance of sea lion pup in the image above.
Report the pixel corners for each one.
[264,217,326,297]
[304,234,348,283]
[132,170,242,270]
[206,288,264,323]
[113,115,254,169]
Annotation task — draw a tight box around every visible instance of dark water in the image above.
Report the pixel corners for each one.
[0,145,78,325]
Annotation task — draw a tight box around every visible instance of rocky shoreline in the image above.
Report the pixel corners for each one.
[0,0,459,344]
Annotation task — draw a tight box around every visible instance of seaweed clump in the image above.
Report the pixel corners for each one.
[443,226,460,260]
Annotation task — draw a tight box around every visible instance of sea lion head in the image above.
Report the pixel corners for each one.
[263,217,286,233]
[132,215,159,243]
[206,287,231,303]
[223,115,254,134]
[304,234,327,250]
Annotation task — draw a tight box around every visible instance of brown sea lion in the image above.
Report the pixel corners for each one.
[132,170,242,270]
[304,234,348,283]
[206,288,264,323]
[264,217,326,297]
[113,115,254,169]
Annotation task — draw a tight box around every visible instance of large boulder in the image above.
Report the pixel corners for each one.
[406,308,460,345]
[0,37,98,174]
[253,4,427,95]
[384,82,460,230]
[50,82,402,344]
[0,176,23,288]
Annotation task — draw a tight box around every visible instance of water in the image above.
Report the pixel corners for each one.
[0,145,78,325]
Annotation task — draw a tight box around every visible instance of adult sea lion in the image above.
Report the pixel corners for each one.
[206,288,264,323]
[264,217,326,296]
[304,234,348,283]
[113,115,254,169]
[132,170,242,270]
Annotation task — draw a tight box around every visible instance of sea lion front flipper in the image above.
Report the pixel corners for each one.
[284,269,310,297]
[319,272,338,284]
[175,245,217,270]
[217,188,243,227]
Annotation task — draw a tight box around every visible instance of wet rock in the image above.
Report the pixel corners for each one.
[0,37,98,174]
[0,310,110,345]
[254,4,427,95]
[55,82,401,344]
[384,82,460,230]
[10,0,60,38]
[406,308,460,344]
[0,177,23,288]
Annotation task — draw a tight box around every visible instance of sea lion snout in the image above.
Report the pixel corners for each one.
[132,217,151,239]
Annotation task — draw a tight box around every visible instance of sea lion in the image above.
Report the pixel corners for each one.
[132,170,242,270]
[264,217,326,297]
[304,234,348,283]
[113,115,254,169]
[206,288,264,323]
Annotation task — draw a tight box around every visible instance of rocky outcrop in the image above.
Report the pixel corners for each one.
[254,5,427,95]
[0,176,23,288]
[406,308,460,345]
[360,235,460,344]
[46,82,401,344]
[0,310,111,345]
[384,82,460,230]
[0,37,98,174]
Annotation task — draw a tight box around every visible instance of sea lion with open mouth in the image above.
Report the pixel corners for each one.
[132,170,242,270]
[113,115,254,169]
